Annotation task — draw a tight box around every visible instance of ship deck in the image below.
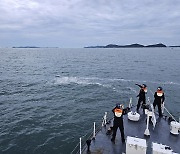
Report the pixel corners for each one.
[82,109,180,154]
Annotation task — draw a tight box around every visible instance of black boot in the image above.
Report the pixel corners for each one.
[111,138,115,143]
[122,138,125,143]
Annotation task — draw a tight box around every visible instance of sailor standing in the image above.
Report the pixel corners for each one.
[111,104,129,143]
[135,83,147,111]
[153,87,165,117]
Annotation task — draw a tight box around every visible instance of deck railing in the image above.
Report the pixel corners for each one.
[71,120,104,154]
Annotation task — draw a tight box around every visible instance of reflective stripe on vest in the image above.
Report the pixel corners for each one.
[157,90,163,97]
[114,108,123,117]
[142,87,147,93]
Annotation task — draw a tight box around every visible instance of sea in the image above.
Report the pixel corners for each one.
[0,47,180,154]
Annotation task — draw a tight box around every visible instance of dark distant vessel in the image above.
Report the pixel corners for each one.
[71,97,180,154]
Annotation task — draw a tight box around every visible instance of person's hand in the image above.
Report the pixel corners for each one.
[126,107,130,111]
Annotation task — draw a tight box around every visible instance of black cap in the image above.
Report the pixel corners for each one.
[116,103,124,109]
[116,103,120,108]
[142,84,147,88]
[157,87,162,91]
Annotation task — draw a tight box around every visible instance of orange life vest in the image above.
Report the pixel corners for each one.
[157,90,163,96]
[143,87,147,93]
[114,108,123,117]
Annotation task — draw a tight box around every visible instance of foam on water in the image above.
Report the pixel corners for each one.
[53,76,112,88]
[52,76,180,98]
[54,76,93,85]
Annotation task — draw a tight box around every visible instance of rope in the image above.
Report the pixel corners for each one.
[164,107,178,122]
[149,89,154,96]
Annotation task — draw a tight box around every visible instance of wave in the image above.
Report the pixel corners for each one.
[53,76,180,90]
[53,76,136,86]
[54,76,107,86]
[53,76,138,95]
[162,81,180,86]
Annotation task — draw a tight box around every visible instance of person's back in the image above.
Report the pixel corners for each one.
[138,88,146,100]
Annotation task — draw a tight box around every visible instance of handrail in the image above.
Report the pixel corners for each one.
[70,125,94,154]
[71,120,104,154]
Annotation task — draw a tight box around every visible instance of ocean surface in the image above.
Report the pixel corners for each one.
[0,47,180,154]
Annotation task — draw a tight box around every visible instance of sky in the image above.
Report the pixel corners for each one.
[0,0,180,48]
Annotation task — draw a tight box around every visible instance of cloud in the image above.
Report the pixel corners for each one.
[0,0,180,47]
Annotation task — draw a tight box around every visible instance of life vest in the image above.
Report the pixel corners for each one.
[114,108,123,117]
[157,90,163,96]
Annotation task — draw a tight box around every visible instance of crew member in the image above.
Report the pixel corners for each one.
[111,104,129,143]
[136,83,147,111]
[153,87,165,117]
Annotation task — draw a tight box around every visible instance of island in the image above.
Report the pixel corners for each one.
[12,46,59,48]
[84,43,167,48]
[12,46,40,48]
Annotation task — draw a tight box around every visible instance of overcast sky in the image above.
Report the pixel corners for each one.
[0,0,180,47]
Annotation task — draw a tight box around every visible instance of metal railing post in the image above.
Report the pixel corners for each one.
[79,137,82,154]
[93,122,96,139]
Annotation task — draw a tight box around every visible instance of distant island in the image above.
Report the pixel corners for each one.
[12,46,40,48]
[84,43,167,48]
[12,46,58,48]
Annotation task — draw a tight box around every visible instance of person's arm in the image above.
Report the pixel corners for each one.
[162,93,165,103]
[112,107,115,113]
[123,107,130,115]
[135,83,143,88]
[154,92,156,98]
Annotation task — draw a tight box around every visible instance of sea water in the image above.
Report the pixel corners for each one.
[0,47,180,153]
